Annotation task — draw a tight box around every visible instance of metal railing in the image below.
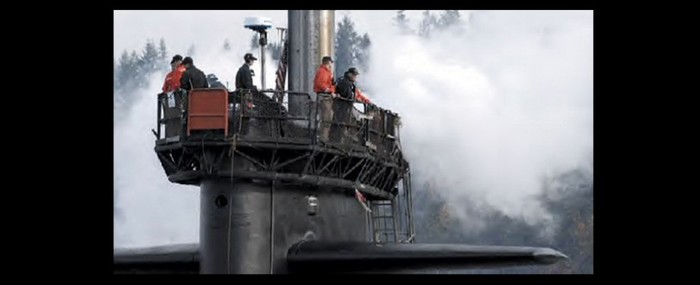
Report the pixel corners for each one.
[155,89,402,158]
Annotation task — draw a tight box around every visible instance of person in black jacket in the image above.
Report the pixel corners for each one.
[335,67,359,100]
[235,53,258,90]
[180,57,209,91]
[329,68,361,143]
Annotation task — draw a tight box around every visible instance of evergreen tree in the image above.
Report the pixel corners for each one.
[334,16,373,95]
[141,40,160,75]
[114,59,118,88]
[131,50,145,89]
[355,33,371,72]
[249,34,284,61]
[394,10,412,34]
[335,16,359,75]
[418,10,438,38]
[115,39,173,111]
[116,51,132,90]
[437,10,461,31]
[116,50,140,92]
[158,38,168,61]
[250,34,259,51]
[412,167,593,274]
[269,42,283,61]
[186,44,196,57]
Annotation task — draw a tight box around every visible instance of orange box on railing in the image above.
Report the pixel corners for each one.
[187,89,229,136]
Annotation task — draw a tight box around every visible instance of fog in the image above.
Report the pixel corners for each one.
[114,10,592,246]
[362,11,592,235]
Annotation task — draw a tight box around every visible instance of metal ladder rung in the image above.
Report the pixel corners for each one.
[370,199,399,244]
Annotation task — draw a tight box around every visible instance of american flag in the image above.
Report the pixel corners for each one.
[355,189,371,212]
[274,37,288,103]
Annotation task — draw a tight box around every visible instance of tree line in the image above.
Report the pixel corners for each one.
[412,168,593,274]
[114,11,463,111]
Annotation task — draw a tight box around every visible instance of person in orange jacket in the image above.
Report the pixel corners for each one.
[355,87,371,104]
[313,56,336,95]
[162,55,186,93]
[315,56,337,142]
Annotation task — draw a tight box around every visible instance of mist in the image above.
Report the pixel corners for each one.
[113,71,199,247]
[114,11,285,247]
[362,10,592,236]
[114,10,592,247]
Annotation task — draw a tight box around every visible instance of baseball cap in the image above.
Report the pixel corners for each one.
[244,53,258,61]
[171,54,183,64]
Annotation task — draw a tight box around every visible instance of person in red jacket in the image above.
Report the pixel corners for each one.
[313,56,336,94]
[315,56,336,142]
[355,87,371,104]
[162,55,186,93]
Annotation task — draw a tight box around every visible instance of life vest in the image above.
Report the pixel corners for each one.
[162,64,186,93]
[313,65,335,94]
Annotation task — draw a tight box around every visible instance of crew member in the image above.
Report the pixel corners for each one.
[336,67,372,104]
[313,56,336,94]
[331,68,364,143]
[162,55,186,93]
[315,56,336,142]
[180,57,209,90]
[336,67,360,100]
[235,53,258,90]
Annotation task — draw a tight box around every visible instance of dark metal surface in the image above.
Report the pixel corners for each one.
[168,170,394,200]
[158,92,185,139]
[200,179,272,273]
[113,243,199,274]
[198,175,369,273]
[113,239,566,274]
[286,241,568,273]
[271,185,368,273]
[288,10,311,118]
[288,10,335,120]
[154,90,404,163]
